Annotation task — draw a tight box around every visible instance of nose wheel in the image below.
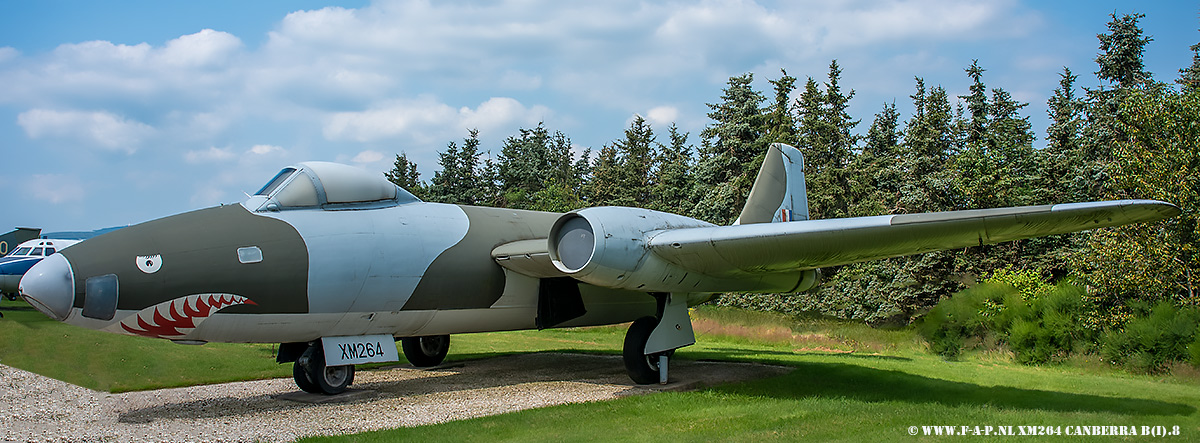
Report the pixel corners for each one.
[293,342,355,394]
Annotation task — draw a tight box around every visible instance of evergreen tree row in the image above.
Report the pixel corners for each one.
[385,13,1200,327]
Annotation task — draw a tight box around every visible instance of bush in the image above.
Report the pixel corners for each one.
[1005,284,1090,364]
[917,283,1010,359]
[1101,301,1200,374]
[985,266,1053,300]
[918,279,1090,364]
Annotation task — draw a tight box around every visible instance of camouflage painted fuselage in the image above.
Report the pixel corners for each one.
[38,201,656,344]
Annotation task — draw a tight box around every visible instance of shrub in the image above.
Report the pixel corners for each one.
[919,279,1089,364]
[985,266,1053,301]
[1101,301,1200,373]
[1005,284,1090,364]
[918,283,1011,359]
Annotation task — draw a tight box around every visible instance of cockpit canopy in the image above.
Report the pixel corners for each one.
[246,162,419,212]
[5,239,79,257]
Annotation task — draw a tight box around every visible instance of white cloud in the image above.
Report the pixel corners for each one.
[0,47,18,63]
[26,174,86,204]
[249,144,285,156]
[351,150,385,164]
[0,0,1061,233]
[184,146,236,163]
[644,106,680,127]
[159,29,242,67]
[323,96,549,144]
[17,109,153,153]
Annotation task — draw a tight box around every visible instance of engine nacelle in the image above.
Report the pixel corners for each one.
[548,207,714,292]
[548,207,816,294]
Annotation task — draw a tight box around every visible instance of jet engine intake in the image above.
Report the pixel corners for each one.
[548,207,713,291]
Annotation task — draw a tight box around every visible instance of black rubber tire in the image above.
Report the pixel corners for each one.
[402,335,450,367]
[623,316,669,385]
[298,343,354,395]
[292,360,321,394]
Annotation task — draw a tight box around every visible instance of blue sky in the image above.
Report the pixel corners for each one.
[1,0,1196,233]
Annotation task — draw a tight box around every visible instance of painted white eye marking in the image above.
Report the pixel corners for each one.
[136,255,162,274]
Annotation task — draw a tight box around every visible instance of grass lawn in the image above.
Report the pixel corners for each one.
[2,298,1199,440]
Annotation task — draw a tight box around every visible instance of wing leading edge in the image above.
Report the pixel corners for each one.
[648,199,1180,277]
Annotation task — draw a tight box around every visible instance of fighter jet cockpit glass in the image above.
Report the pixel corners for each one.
[247,162,420,212]
[256,168,297,196]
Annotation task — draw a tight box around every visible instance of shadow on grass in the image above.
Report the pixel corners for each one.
[692,346,913,361]
[712,361,1195,417]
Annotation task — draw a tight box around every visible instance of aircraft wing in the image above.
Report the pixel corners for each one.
[647,199,1179,276]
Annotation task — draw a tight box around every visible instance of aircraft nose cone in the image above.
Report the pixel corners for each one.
[19,253,75,321]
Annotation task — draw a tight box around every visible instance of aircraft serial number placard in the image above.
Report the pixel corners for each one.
[321,334,400,366]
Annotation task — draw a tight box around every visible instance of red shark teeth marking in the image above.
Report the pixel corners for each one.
[120,293,255,339]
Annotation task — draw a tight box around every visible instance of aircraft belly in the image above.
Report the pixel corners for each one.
[183,313,347,343]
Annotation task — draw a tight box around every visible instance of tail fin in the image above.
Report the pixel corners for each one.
[733,143,809,225]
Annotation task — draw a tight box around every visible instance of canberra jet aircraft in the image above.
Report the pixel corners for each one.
[19,143,1179,394]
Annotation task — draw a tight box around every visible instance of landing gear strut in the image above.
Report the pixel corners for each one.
[621,293,695,384]
[292,341,355,395]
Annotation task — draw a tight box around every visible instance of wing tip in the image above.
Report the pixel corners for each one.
[1051,199,1181,222]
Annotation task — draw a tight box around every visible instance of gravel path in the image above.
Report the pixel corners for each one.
[1,353,790,442]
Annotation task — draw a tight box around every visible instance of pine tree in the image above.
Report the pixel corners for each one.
[613,116,656,207]
[849,101,901,217]
[794,61,859,219]
[763,69,798,146]
[692,73,766,224]
[495,123,580,210]
[384,152,425,199]
[1095,13,1154,89]
[427,129,484,205]
[900,79,957,213]
[1039,68,1086,204]
[1178,42,1200,91]
[586,144,621,207]
[650,124,695,213]
[960,60,989,146]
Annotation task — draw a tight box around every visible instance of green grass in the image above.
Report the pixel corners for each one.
[3,300,1199,441]
[0,303,289,392]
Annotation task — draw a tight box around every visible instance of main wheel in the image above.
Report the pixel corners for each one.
[623,316,673,384]
[402,335,450,367]
[296,343,355,394]
[292,360,321,394]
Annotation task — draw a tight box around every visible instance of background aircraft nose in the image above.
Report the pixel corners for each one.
[19,253,75,321]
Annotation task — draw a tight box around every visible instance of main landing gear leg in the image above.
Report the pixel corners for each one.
[622,293,695,385]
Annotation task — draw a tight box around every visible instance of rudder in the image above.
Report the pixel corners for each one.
[733,143,809,225]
